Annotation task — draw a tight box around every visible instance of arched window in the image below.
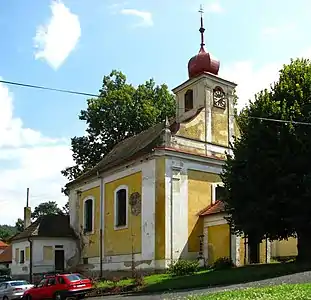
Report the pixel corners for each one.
[83,198,94,233]
[114,186,128,229]
[184,89,194,112]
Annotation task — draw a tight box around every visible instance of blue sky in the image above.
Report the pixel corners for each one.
[1,0,311,225]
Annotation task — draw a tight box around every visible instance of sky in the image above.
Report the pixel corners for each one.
[1,0,311,225]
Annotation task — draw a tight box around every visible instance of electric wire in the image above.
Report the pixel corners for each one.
[2,78,311,126]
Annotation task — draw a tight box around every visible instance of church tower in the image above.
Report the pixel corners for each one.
[172,6,237,154]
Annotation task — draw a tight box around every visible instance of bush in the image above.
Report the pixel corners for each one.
[167,259,199,276]
[212,257,234,270]
[133,274,145,287]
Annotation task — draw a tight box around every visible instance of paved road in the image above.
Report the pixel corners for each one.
[91,271,311,299]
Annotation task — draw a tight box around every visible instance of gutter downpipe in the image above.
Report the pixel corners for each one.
[27,237,33,283]
[97,171,103,278]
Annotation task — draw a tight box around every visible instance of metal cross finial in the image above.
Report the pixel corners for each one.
[199,4,204,17]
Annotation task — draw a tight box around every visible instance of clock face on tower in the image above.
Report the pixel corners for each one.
[213,86,226,109]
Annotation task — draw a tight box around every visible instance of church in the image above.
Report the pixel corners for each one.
[66,12,271,275]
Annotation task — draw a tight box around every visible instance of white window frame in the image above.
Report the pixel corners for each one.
[114,185,129,230]
[83,196,95,235]
[211,182,224,204]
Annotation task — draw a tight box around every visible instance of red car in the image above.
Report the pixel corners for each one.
[23,273,93,300]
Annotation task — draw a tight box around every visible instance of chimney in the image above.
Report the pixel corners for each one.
[24,188,31,229]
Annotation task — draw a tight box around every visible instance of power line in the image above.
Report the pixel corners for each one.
[0,79,99,98]
[248,116,311,126]
[2,78,311,126]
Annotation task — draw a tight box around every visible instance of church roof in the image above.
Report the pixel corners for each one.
[10,215,77,242]
[67,119,179,186]
[66,112,225,188]
[199,200,226,217]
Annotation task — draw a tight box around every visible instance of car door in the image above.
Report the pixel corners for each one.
[0,283,5,298]
[44,277,58,299]
[32,278,48,300]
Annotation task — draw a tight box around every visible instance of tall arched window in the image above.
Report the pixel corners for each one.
[184,89,194,112]
[114,186,128,229]
[83,198,94,233]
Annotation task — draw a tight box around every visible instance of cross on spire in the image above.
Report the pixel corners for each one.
[198,4,205,49]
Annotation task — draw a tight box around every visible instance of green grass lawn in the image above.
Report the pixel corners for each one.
[190,284,311,299]
[95,262,311,293]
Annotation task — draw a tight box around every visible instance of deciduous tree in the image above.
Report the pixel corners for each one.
[31,201,63,220]
[222,58,311,263]
[61,70,176,181]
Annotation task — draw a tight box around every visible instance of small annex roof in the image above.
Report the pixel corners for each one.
[199,200,226,217]
[10,215,77,242]
[0,245,12,263]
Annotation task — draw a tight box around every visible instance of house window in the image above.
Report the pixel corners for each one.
[215,185,226,201]
[83,257,88,265]
[20,250,25,264]
[114,186,128,229]
[84,198,94,233]
[184,89,194,112]
[212,183,225,203]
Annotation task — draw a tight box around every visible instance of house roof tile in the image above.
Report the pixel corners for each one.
[11,215,77,242]
[0,245,12,263]
[199,200,226,217]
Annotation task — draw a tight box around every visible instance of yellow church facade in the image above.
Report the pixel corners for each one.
[66,13,272,274]
[66,70,270,273]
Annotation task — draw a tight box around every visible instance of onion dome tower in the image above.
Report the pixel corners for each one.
[188,6,220,78]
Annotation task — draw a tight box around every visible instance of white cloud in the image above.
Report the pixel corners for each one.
[33,0,81,70]
[120,9,153,27]
[205,1,223,13]
[222,61,280,111]
[0,80,73,225]
[221,47,311,111]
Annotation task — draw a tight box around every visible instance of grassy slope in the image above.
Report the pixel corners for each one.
[96,262,311,293]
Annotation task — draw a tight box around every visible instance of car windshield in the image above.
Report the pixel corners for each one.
[10,281,29,286]
[65,274,86,282]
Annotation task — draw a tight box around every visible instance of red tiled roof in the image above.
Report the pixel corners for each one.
[0,245,12,263]
[199,200,225,217]
[0,241,8,248]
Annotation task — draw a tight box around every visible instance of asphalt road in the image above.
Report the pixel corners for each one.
[91,270,311,299]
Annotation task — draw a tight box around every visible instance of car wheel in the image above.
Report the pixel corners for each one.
[3,296,8,300]
[53,292,63,300]
[24,295,32,300]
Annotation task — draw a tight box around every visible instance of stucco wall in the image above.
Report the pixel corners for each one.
[271,238,297,258]
[69,158,157,271]
[11,238,76,276]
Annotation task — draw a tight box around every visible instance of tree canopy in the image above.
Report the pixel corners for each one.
[15,218,24,233]
[221,58,311,262]
[61,70,176,181]
[0,225,17,242]
[31,201,68,220]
